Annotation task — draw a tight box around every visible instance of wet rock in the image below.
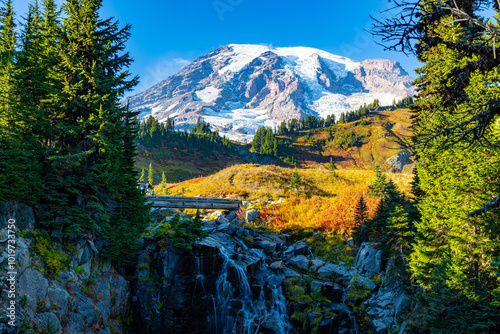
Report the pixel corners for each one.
[256,240,277,252]
[248,248,267,261]
[270,260,284,270]
[281,266,301,278]
[372,319,388,334]
[267,275,284,289]
[288,255,309,271]
[262,316,281,331]
[245,209,260,223]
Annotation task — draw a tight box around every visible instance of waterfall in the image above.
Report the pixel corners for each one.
[268,286,297,334]
[212,247,295,334]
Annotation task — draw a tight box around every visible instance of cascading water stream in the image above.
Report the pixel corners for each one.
[212,247,295,334]
[268,286,297,334]
[341,281,359,334]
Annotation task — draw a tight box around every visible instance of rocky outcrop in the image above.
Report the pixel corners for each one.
[0,210,131,334]
[386,150,413,172]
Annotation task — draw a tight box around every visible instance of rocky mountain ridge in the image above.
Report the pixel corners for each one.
[127,44,414,142]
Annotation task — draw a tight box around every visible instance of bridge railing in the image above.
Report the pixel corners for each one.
[145,195,242,210]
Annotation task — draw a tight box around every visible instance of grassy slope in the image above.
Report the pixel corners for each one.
[285,108,414,172]
[135,143,243,184]
[157,164,412,233]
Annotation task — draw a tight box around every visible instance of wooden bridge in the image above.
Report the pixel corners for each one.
[145,195,242,210]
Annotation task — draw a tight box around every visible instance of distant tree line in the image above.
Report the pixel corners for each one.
[138,116,234,158]
[275,99,382,135]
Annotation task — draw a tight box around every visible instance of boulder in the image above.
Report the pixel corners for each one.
[270,261,284,270]
[217,222,231,232]
[318,264,350,281]
[372,319,388,334]
[294,242,310,256]
[281,266,301,278]
[225,211,237,221]
[245,209,260,223]
[354,242,382,276]
[282,246,295,259]
[323,282,344,302]
[256,240,277,252]
[310,280,323,293]
[288,255,310,271]
[18,268,49,310]
[216,215,230,225]
[349,275,377,291]
[310,259,325,272]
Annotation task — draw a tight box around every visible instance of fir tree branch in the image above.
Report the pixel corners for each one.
[468,193,500,217]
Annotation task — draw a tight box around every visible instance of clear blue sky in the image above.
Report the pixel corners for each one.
[14,0,420,95]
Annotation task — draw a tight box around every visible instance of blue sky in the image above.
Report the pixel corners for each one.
[14,0,421,95]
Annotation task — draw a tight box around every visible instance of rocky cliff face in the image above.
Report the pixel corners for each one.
[127,44,414,142]
[0,202,131,334]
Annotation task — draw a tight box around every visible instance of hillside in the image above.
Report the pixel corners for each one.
[279,107,414,172]
[136,107,414,183]
[155,164,412,235]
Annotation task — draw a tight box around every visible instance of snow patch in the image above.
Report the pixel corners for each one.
[195,87,221,103]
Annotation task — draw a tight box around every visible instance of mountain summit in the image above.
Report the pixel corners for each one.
[127,44,413,142]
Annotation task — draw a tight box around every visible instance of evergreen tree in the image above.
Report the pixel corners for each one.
[148,162,154,185]
[290,168,301,194]
[354,195,368,226]
[368,164,389,199]
[139,168,145,183]
[328,157,337,177]
[38,0,149,263]
[161,171,166,194]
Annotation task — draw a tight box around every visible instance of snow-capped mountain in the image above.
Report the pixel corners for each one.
[127,44,413,142]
